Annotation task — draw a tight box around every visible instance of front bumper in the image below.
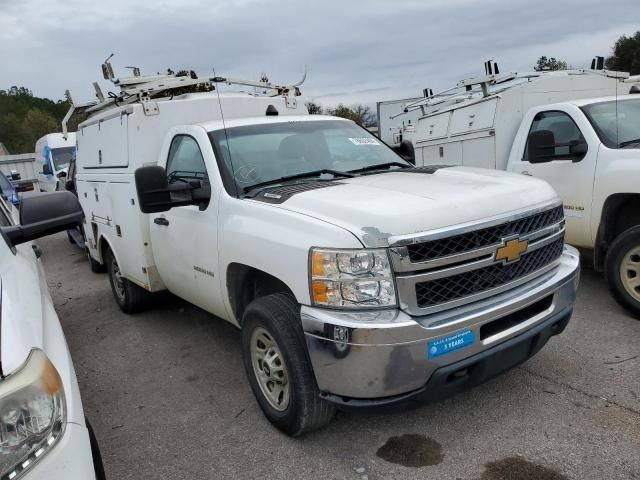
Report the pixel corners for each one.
[21,422,97,480]
[301,245,580,403]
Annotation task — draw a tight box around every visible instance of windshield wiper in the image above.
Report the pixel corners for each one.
[619,138,640,148]
[242,169,355,194]
[348,162,411,175]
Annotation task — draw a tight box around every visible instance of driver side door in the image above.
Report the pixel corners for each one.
[510,108,598,248]
[149,127,225,316]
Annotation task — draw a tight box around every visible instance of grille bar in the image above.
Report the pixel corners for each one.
[415,238,564,308]
[406,205,564,264]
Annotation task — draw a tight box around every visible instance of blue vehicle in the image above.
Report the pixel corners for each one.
[0,171,19,206]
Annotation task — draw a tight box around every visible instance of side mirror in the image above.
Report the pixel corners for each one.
[0,191,84,246]
[527,130,589,163]
[42,163,53,176]
[527,130,556,164]
[64,179,75,191]
[134,165,210,214]
[569,140,588,162]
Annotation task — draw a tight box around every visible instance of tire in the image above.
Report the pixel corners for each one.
[241,293,336,436]
[105,248,149,313]
[605,226,640,318]
[88,251,106,273]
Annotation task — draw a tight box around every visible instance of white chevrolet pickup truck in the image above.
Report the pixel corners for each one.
[70,64,580,435]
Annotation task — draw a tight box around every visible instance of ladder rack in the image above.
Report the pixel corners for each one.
[390,68,630,120]
[62,55,307,137]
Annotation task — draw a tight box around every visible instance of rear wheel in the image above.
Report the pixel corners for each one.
[106,249,148,313]
[605,226,640,318]
[241,293,335,436]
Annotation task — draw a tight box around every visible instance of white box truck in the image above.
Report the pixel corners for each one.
[68,60,579,435]
[35,133,76,192]
[386,63,640,317]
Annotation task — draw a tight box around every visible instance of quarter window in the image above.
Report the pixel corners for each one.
[166,135,209,183]
[524,111,585,162]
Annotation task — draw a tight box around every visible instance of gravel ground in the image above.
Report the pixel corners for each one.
[39,233,640,480]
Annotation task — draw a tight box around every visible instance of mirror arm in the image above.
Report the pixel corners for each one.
[1,226,25,246]
[1,211,84,247]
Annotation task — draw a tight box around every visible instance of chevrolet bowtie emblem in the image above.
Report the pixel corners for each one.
[495,238,529,263]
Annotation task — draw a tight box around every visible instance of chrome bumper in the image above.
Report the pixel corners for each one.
[301,245,580,401]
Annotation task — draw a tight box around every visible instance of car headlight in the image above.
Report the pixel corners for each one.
[310,248,397,308]
[0,349,66,480]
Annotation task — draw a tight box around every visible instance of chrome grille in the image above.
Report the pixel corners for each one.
[406,205,564,263]
[415,238,564,308]
[391,203,567,315]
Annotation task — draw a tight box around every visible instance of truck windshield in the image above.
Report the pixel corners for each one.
[208,120,409,194]
[581,99,640,148]
[50,147,75,171]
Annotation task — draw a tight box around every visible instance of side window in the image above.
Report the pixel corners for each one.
[166,135,209,184]
[524,111,585,162]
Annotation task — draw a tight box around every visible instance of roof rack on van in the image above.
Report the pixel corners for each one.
[62,54,307,139]
[390,60,630,120]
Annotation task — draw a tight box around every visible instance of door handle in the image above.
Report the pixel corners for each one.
[154,217,169,226]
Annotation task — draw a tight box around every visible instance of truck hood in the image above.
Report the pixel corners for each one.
[268,167,559,247]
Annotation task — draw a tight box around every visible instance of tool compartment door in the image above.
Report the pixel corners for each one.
[79,114,129,168]
[450,98,498,136]
[416,112,451,142]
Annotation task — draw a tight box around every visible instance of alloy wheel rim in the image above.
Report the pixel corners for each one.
[619,245,640,302]
[250,327,290,411]
[111,257,126,301]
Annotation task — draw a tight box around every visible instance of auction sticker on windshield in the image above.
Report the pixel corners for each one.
[427,329,475,359]
[348,137,380,145]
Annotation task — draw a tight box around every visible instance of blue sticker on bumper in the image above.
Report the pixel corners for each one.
[428,329,476,359]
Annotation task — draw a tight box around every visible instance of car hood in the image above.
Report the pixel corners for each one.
[267,167,559,247]
[0,243,46,375]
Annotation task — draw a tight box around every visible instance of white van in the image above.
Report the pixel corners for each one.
[35,133,76,192]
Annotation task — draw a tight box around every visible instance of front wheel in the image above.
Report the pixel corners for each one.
[605,226,640,318]
[241,293,336,436]
[106,249,148,313]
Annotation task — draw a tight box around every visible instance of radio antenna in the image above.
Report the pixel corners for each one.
[213,67,239,197]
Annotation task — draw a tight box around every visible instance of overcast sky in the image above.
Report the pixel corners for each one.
[1,0,639,107]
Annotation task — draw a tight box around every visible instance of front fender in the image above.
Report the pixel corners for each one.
[218,196,362,320]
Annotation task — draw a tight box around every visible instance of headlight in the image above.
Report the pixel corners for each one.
[0,349,66,480]
[310,248,397,308]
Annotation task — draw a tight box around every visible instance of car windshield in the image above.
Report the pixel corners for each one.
[208,120,410,193]
[51,146,75,171]
[581,98,640,148]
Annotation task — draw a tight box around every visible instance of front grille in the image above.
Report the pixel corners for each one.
[415,238,564,308]
[407,206,564,263]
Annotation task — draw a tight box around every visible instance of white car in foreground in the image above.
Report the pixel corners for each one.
[0,193,104,479]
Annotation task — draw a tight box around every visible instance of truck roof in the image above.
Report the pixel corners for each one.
[196,114,350,132]
[552,94,639,108]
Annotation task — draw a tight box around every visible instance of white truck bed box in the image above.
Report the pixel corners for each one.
[76,92,306,290]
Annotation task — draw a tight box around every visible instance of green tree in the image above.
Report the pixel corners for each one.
[534,56,568,71]
[605,31,640,74]
[0,86,71,153]
[305,101,323,115]
[325,103,376,127]
[22,109,59,147]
